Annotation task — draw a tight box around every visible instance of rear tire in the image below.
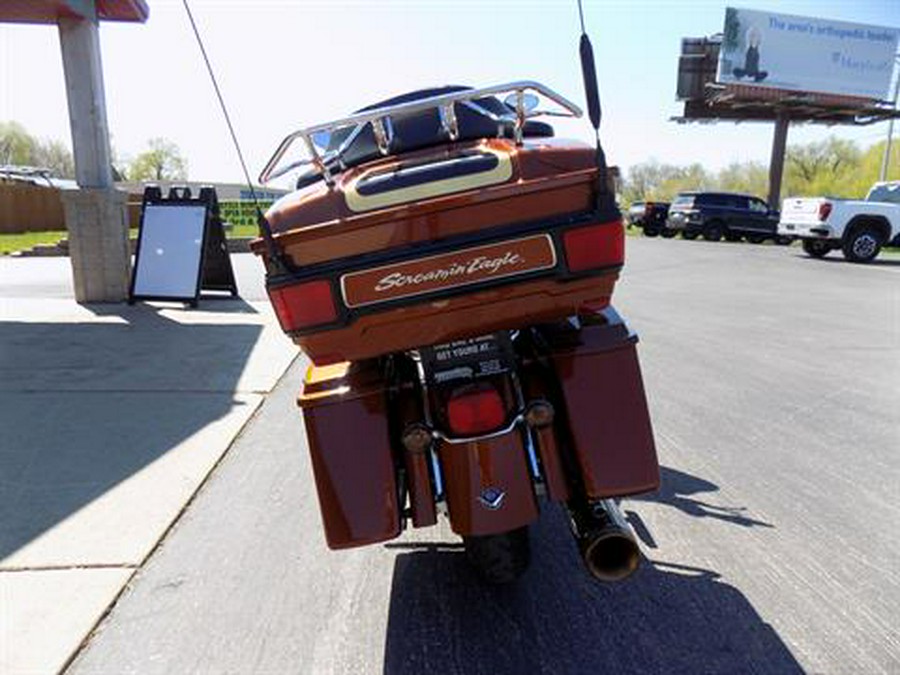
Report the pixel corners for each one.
[775,235,793,246]
[802,239,831,259]
[746,233,766,244]
[464,527,530,584]
[643,227,660,237]
[842,227,883,263]
[703,221,724,242]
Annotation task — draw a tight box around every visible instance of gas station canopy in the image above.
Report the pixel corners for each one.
[0,0,148,23]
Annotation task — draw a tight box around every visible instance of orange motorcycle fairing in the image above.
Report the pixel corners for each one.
[253,137,624,366]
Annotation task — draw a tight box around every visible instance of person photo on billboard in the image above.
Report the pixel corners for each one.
[733,26,768,82]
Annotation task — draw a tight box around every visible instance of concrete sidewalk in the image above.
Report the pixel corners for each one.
[0,255,298,675]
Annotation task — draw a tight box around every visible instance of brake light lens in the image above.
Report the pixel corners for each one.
[447,385,506,436]
[268,280,338,332]
[563,220,625,272]
[818,202,832,221]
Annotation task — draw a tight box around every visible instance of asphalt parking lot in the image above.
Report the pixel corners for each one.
[50,238,900,674]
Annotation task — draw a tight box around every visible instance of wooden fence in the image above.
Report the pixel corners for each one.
[1,181,272,234]
[0,180,66,234]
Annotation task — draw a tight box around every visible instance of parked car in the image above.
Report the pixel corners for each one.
[627,201,673,237]
[778,181,900,263]
[666,191,789,243]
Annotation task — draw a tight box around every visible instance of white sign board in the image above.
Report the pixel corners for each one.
[132,204,207,299]
[716,7,898,100]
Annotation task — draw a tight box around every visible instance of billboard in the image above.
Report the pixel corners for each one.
[717,8,898,100]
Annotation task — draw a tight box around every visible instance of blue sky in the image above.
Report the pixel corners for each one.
[1,0,897,185]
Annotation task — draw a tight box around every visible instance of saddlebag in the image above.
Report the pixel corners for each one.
[546,309,659,498]
[297,360,401,549]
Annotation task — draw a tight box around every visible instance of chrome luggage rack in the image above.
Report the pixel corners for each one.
[258,81,583,186]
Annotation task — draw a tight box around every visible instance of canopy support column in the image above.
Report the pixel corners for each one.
[58,12,130,302]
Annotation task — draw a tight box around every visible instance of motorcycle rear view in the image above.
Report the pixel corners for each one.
[252,10,659,584]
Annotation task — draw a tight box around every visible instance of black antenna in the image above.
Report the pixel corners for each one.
[576,0,612,201]
[182,0,289,275]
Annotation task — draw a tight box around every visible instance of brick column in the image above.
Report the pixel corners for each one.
[61,189,131,302]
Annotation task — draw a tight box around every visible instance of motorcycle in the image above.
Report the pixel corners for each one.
[251,79,659,583]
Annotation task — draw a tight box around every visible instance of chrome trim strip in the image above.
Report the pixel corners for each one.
[413,352,445,500]
[433,414,526,445]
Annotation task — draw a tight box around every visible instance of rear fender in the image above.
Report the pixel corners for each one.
[439,431,539,537]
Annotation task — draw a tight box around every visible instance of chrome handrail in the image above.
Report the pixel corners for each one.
[258,80,583,185]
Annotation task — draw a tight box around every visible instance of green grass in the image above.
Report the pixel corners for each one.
[0,231,68,255]
[227,224,260,238]
[0,225,261,256]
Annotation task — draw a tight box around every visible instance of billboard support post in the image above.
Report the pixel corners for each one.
[768,112,789,210]
[880,56,900,183]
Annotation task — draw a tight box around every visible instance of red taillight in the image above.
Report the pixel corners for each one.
[446,385,506,436]
[818,202,832,221]
[563,220,625,272]
[268,280,338,332]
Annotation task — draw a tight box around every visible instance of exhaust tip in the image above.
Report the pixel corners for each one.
[581,531,641,582]
[571,499,643,583]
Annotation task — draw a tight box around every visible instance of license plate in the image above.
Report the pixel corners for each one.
[420,333,514,385]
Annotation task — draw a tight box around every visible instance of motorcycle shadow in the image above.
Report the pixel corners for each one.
[630,465,774,537]
[382,504,801,675]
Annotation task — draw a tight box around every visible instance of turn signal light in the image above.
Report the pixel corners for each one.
[818,202,833,221]
[563,221,624,272]
[268,280,338,332]
[524,401,555,428]
[447,385,506,436]
[402,424,433,453]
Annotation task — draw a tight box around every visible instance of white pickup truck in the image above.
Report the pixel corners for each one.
[778,181,900,263]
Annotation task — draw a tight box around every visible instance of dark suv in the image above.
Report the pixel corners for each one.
[666,192,787,243]
[626,201,673,237]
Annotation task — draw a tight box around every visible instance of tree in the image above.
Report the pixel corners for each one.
[784,136,861,197]
[0,121,75,177]
[127,137,188,181]
[0,121,36,166]
[32,139,75,178]
[619,136,890,206]
[622,160,712,204]
[716,160,768,197]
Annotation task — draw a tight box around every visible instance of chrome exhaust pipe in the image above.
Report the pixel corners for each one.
[570,499,642,582]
